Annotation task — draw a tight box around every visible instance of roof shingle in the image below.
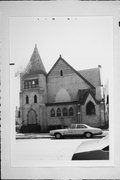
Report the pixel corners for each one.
[78,67,101,88]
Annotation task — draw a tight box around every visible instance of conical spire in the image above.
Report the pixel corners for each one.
[23,44,46,77]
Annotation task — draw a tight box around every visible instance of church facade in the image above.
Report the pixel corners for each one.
[19,45,106,133]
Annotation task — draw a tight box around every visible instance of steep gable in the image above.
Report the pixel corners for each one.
[47,56,95,89]
[78,89,100,105]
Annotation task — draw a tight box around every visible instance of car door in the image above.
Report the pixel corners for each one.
[76,124,87,135]
[66,124,77,135]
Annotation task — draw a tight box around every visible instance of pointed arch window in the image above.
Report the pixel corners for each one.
[26,96,29,104]
[57,108,61,117]
[86,101,96,115]
[51,108,55,117]
[34,95,37,103]
[60,70,63,76]
[63,107,68,116]
[69,107,74,116]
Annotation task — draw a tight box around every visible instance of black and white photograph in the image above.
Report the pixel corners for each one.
[9,16,112,165]
[1,1,120,179]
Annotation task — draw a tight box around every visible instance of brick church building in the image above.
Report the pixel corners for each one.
[19,45,106,133]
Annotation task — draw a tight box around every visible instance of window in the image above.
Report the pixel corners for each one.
[69,107,74,116]
[51,108,55,117]
[70,124,76,129]
[57,108,61,117]
[63,107,68,116]
[26,96,29,104]
[77,124,87,129]
[34,95,37,103]
[86,101,96,115]
[60,70,63,76]
[24,79,38,89]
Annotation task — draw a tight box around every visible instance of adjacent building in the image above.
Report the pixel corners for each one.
[19,45,106,133]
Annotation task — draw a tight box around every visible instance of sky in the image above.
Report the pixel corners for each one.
[10,17,113,106]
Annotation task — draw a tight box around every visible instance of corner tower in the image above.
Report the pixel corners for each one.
[19,45,47,133]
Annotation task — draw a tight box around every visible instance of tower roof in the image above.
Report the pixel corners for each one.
[22,44,46,77]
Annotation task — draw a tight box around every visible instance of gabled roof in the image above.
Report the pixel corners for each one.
[78,67,101,88]
[47,55,95,89]
[78,89,100,105]
[22,44,46,77]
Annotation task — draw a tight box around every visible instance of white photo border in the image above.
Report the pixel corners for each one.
[1,1,120,179]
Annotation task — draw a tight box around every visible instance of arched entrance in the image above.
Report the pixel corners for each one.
[27,109,40,133]
[28,109,37,125]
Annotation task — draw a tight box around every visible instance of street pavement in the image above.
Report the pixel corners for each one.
[12,131,109,165]
[14,138,92,162]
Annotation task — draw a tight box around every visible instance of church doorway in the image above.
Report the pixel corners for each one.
[28,109,37,124]
[27,109,40,133]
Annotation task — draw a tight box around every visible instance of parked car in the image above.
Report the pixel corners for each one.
[72,135,109,160]
[49,124,103,139]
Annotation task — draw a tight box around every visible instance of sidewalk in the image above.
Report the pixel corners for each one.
[16,133,51,139]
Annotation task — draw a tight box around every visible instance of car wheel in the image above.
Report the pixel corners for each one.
[55,133,62,139]
[84,132,92,138]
